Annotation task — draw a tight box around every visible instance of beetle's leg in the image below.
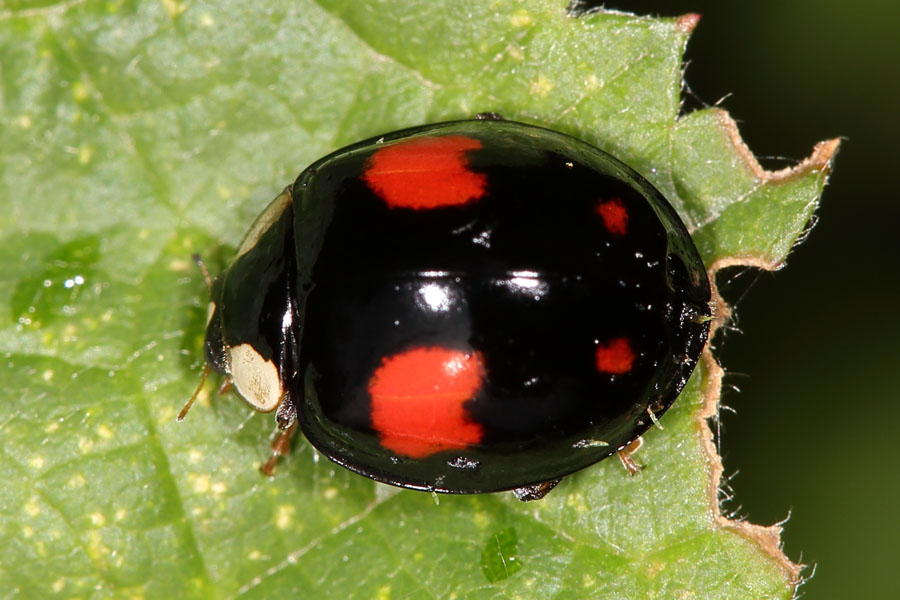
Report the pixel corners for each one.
[261,397,298,476]
[475,111,505,121]
[261,421,297,477]
[217,376,233,396]
[617,438,644,476]
[177,364,211,421]
[512,479,561,502]
[192,253,213,290]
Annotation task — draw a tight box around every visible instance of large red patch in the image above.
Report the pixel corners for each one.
[368,347,485,458]
[362,136,487,209]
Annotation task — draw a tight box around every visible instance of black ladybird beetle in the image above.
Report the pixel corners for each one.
[180,119,711,501]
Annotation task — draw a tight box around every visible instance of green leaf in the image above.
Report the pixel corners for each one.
[0,1,836,598]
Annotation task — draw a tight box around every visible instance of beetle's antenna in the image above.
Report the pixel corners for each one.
[178,364,211,421]
[192,253,212,290]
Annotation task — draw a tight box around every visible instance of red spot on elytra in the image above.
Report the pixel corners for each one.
[595,337,636,374]
[368,347,485,458]
[596,197,628,236]
[362,136,487,209]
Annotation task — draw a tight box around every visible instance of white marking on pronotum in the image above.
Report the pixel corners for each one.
[228,344,282,412]
[234,188,292,259]
[205,301,216,327]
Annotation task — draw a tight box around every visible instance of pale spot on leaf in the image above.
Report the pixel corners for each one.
[276,504,295,529]
[169,258,191,272]
[190,474,211,494]
[77,145,93,164]
[506,44,524,61]
[72,81,89,101]
[530,75,554,97]
[25,498,41,517]
[509,10,532,27]
[375,585,391,600]
[473,511,489,528]
[160,0,186,18]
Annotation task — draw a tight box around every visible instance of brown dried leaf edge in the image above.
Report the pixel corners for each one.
[700,112,840,589]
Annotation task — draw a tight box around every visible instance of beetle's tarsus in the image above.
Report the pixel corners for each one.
[475,112,505,121]
[617,438,645,476]
[261,420,299,476]
[217,376,233,396]
[512,479,561,501]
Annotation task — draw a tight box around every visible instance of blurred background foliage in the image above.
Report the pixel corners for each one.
[617,1,899,598]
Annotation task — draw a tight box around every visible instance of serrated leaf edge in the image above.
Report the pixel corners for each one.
[715,109,841,185]
[692,108,838,594]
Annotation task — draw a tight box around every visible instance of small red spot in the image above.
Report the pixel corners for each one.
[368,347,485,458]
[596,197,628,236]
[362,136,487,209]
[595,337,636,374]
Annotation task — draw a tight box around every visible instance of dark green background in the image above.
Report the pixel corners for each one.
[618,1,899,598]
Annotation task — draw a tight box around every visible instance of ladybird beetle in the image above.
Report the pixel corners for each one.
[180,119,711,500]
